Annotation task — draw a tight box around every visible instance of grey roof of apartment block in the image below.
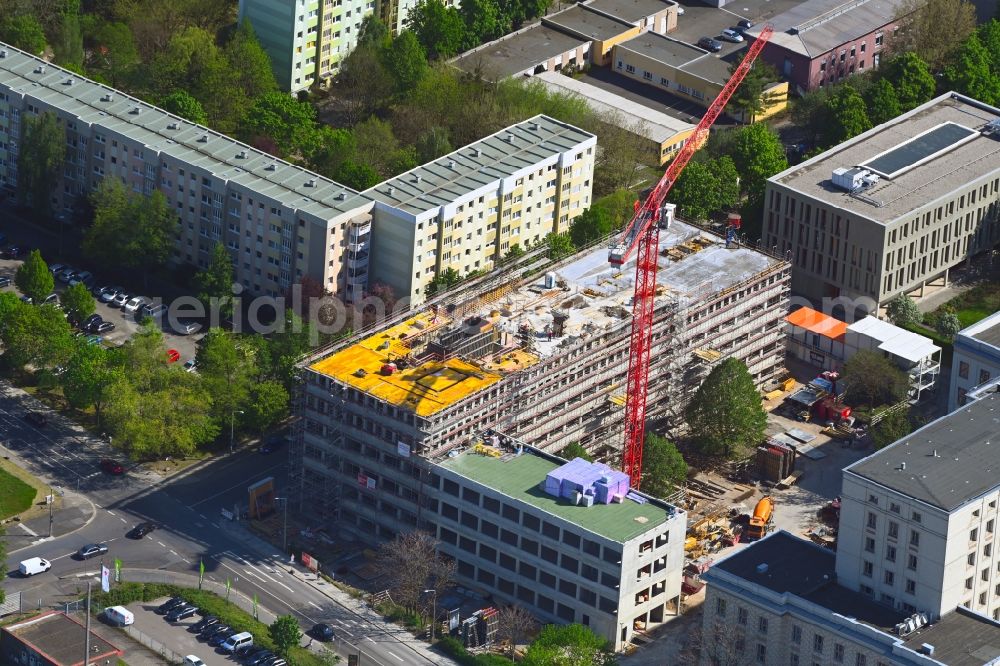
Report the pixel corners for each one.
[0,42,362,218]
[709,531,906,631]
[743,0,911,58]
[542,4,637,41]
[769,93,1000,224]
[961,310,1000,348]
[450,24,589,80]
[846,392,1000,511]
[584,0,676,24]
[365,115,595,217]
[900,607,1000,666]
[615,32,729,85]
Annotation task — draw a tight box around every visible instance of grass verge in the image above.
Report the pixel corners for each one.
[0,461,39,520]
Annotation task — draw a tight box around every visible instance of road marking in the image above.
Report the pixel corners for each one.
[385,651,404,662]
[156,541,166,547]
[119,517,127,523]
[169,550,178,557]
[308,601,322,610]
[180,557,191,563]
[366,637,375,643]
[51,551,77,561]
[189,464,284,508]
[106,511,115,516]
[197,513,207,519]
[17,523,39,537]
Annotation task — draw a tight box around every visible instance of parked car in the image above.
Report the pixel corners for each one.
[94,321,115,334]
[721,28,744,42]
[93,285,115,298]
[18,557,51,576]
[166,605,199,622]
[183,657,206,666]
[675,4,684,13]
[104,606,134,626]
[112,291,131,307]
[99,286,125,302]
[0,276,10,288]
[24,412,47,427]
[2,245,28,259]
[69,271,94,288]
[207,628,236,646]
[21,293,59,306]
[259,436,287,455]
[697,36,723,51]
[191,615,220,633]
[128,521,157,539]
[184,359,198,373]
[57,268,79,283]
[100,459,124,475]
[245,650,274,666]
[219,632,254,653]
[83,314,103,331]
[737,18,754,29]
[156,597,187,615]
[49,263,68,276]
[176,320,201,335]
[235,645,261,659]
[123,296,149,313]
[140,303,168,319]
[77,543,109,560]
[310,623,335,641]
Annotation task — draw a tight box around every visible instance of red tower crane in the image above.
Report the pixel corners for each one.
[609,25,774,485]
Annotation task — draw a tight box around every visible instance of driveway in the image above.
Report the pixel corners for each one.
[127,600,239,666]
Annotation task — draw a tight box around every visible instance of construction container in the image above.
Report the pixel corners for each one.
[755,441,796,483]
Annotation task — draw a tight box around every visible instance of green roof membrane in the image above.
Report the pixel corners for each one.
[439,450,675,543]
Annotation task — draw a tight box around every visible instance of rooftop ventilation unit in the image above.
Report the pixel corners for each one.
[505,132,514,143]
[832,167,879,192]
[530,121,539,131]
[198,134,209,143]
[129,106,141,115]
[335,192,346,201]
[448,160,455,169]
[473,148,481,158]
[983,119,1000,136]
[237,150,247,159]
[756,563,769,574]
[387,186,395,195]
[101,93,114,102]
[0,49,7,58]
[414,174,422,184]
[265,163,276,171]
[306,178,316,187]
[166,122,178,130]
[34,65,46,74]
[63,78,73,86]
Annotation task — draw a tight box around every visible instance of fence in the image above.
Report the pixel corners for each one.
[0,591,21,617]
[122,625,184,663]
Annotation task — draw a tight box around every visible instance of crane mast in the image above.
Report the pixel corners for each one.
[612,26,774,485]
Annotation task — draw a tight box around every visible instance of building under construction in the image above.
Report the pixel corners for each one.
[291,215,791,541]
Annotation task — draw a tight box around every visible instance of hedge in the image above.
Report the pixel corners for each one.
[436,635,511,666]
[91,582,181,608]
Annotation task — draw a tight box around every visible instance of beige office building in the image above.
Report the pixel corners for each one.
[764,92,1000,311]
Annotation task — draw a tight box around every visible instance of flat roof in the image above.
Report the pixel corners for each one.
[5,611,122,665]
[710,531,905,630]
[770,93,1000,224]
[960,310,1000,349]
[366,115,594,217]
[543,4,637,41]
[450,24,589,80]
[901,608,1000,666]
[863,122,978,178]
[585,0,676,23]
[846,392,1000,511]
[534,71,694,144]
[438,447,678,542]
[0,41,361,219]
[744,0,911,58]
[616,33,729,85]
[309,312,505,416]
[786,307,847,340]
[847,316,939,363]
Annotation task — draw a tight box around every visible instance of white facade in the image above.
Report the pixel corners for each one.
[948,311,1000,411]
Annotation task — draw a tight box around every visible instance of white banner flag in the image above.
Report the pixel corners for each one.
[101,564,110,593]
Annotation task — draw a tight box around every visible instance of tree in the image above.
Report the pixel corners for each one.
[161,90,208,124]
[358,14,390,48]
[546,232,575,261]
[460,0,507,48]
[241,92,319,157]
[569,206,613,248]
[353,117,400,179]
[881,53,936,112]
[195,242,235,318]
[727,59,780,121]
[245,380,289,438]
[640,434,687,498]
[17,112,65,220]
[375,531,455,611]
[197,328,253,429]
[86,20,139,88]
[0,300,75,371]
[559,442,593,462]
[943,34,1000,105]
[0,14,48,54]
[872,407,912,449]
[863,78,902,126]
[308,126,355,179]
[842,349,909,408]
[522,624,617,666]
[894,0,977,70]
[729,123,787,201]
[822,85,872,146]
[496,606,537,660]
[426,267,461,296]
[224,19,278,102]
[62,341,122,424]
[935,312,962,338]
[592,112,646,195]
[670,161,721,221]
[267,309,316,389]
[61,282,96,323]
[415,126,453,163]
[381,31,429,95]
[269,615,301,656]
[406,0,466,59]
[885,294,922,327]
[51,10,84,68]
[685,358,767,458]
[336,44,395,123]
[15,250,54,305]
[337,160,381,190]
[678,619,746,666]
[502,243,525,263]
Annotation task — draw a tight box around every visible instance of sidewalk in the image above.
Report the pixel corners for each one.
[5,491,94,556]
[217,520,459,666]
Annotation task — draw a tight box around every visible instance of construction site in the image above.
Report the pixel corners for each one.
[290,213,791,541]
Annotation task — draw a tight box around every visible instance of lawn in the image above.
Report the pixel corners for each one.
[0,464,38,520]
[930,282,1000,328]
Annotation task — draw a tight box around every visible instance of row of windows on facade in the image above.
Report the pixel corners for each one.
[958,361,993,385]
[715,598,890,666]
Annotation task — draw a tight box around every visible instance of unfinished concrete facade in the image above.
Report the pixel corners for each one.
[290,218,790,542]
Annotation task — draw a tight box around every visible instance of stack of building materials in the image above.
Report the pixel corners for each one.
[543,458,630,506]
[461,607,499,648]
[755,441,796,483]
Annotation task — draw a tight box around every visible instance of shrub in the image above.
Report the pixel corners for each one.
[91,582,180,609]
[176,589,276,651]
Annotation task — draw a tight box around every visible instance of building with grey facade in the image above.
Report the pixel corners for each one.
[701,531,1000,666]
[764,93,1000,312]
[433,444,685,651]
[948,310,1000,411]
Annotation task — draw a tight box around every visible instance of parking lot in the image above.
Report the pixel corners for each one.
[127,599,239,666]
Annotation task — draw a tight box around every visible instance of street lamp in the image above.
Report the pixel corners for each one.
[275,496,289,554]
[423,589,437,641]
[230,409,245,454]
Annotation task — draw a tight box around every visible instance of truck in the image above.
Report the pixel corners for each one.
[746,496,774,540]
[18,557,52,576]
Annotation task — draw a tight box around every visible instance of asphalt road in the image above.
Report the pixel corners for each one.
[1,384,451,666]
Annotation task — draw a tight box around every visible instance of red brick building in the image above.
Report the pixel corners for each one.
[744,0,912,94]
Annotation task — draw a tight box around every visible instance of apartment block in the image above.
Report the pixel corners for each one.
[366,116,596,303]
[838,391,1000,621]
[948,311,1000,411]
[291,216,789,538]
[433,444,685,651]
[764,93,1000,309]
[701,530,1000,666]
[239,0,377,93]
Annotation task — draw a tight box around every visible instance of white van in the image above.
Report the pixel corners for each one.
[104,606,134,626]
[219,631,253,653]
[18,557,51,576]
